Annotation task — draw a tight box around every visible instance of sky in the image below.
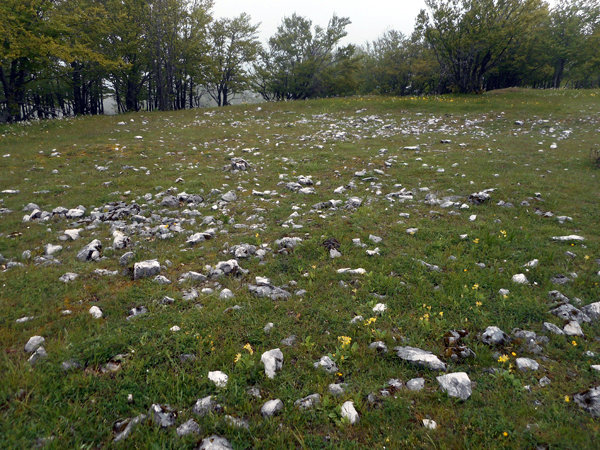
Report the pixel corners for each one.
[211,0,428,46]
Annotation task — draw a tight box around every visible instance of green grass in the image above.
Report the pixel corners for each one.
[1,89,599,448]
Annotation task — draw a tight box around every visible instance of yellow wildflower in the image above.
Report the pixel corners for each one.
[243,343,254,355]
[473,238,480,244]
[234,353,241,363]
[572,340,577,346]
[498,354,509,363]
[337,336,352,348]
[565,395,570,403]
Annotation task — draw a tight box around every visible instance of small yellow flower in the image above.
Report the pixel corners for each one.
[584,255,590,260]
[472,284,480,290]
[565,395,570,403]
[502,432,508,437]
[572,340,577,346]
[364,317,377,326]
[475,301,482,307]
[498,354,509,363]
[464,268,468,272]
[473,238,480,244]
[336,372,343,377]
[337,336,352,348]
[243,343,254,354]
[511,352,517,357]
[439,311,444,317]
[234,353,241,363]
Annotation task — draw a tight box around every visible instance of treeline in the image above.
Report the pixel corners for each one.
[1,0,599,122]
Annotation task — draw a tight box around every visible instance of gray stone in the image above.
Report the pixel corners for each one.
[550,303,590,324]
[406,378,425,391]
[516,357,539,371]
[192,396,222,416]
[77,239,102,262]
[395,346,447,371]
[314,356,338,373]
[150,404,176,427]
[564,321,584,336]
[119,252,134,266]
[328,383,346,396]
[582,302,600,321]
[574,386,600,417]
[198,435,233,450]
[543,322,564,335]
[133,260,161,280]
[153,275,171,285]
[294,393,321,410]
[114,414,147,442]
[28,346,47,365]
[481,326,510,346]
[176,419,201,437]
[25,335,45,353]
[341,401,359,424]
[436,372,472,400]
[261,399,283,417]
[261,348,284,379]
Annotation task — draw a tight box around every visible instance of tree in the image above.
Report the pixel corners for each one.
[205,13,260,106]
[418,0,547,93]
[0,0,71,121]
[256,14,356,100]
[548,0,600,88]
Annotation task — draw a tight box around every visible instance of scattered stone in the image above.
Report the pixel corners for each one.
[516,358,539,371]
[208,371,228,388]
[481,326,510,346]
[564,321,584,336]
[341,401,359,424]
[512,273,529,284]
[193,396,223,416]
[133,260,160,280]
[77,239,102,262]
[261,348,284,379]
[436,372,472,400]
[574,387,600,417]
[295,393,321,410]
[176,419,201,437]
[406,378,425,391]
[25,336,45,353]
[114,414,147,442]
[197,435,233,450]
[314,356,338,373]
[28,346,47,365]
[422,419,437,430]
[395,346,447,371]
[150,404,176,428]
[89,306,103,319]
[261,399,283,417]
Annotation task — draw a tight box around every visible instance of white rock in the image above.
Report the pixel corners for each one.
[261,348,284,379]
[133,260,160,280]
[337,268,366,275]
[89,306,103,319]
[564,321,584,336]
[170,325,180,332]
[436,372,472,400]
[512,273,529,284]
[208,370,228,388]
[373,303,387,314]
[261,399,283,417]
[25,336,45,353]
[219,289,234,300]
[524,259,539,268]
[341,401,359,424]
[516,357,539,371]
[395,346,447,371]
[422,419,437,430]
[552,235,584,242]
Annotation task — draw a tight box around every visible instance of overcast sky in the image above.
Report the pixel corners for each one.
[211,0,428,46]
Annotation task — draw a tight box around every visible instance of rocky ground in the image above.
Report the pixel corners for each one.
[1,89,599,448]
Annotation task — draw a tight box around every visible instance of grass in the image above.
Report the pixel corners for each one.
[1,88,599,448]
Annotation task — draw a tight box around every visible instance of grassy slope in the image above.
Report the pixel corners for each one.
[0,89,599,448]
